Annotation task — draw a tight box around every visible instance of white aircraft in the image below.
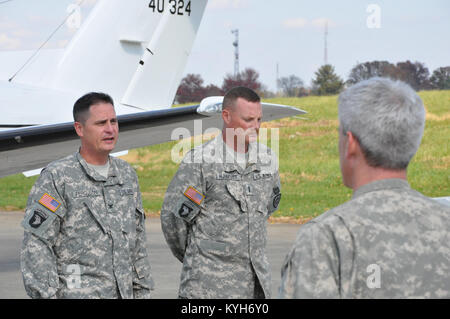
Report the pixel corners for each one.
[0,0,305,178]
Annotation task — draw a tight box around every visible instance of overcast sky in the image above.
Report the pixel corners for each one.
[1,0,449,91]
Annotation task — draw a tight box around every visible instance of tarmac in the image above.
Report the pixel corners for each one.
[0,211,301,299]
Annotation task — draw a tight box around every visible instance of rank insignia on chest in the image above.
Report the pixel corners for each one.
[183,186,205,206]
[245,184,254,196]
[38,193,61,212]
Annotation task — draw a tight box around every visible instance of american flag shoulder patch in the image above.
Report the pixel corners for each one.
[183,186,204,206]
[38,193,61,213]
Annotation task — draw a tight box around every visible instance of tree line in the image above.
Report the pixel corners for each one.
[175,60,450,103]
[176,68,263,104]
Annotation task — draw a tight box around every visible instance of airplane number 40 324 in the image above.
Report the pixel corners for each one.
[149,0,192,16]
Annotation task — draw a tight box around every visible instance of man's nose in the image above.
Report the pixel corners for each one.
[250,119,260,130]
[104,121,115,133]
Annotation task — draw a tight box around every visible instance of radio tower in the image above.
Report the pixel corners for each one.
[276,62,280,93]
[324,21,328,65]
[231,29,239,78]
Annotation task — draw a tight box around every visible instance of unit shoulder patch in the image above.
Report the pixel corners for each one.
[175,199,200,223]
[29,209,48,229]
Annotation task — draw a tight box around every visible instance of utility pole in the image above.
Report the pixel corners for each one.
[324,20,328,65]
[276,62,280,93]
[231,29,239,79]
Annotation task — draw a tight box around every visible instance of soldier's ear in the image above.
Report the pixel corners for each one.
[346,131,360,159]
[222,108,231,125]
[74,121,84,138]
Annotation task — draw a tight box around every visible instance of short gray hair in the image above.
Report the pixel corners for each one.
[338,77,425,169]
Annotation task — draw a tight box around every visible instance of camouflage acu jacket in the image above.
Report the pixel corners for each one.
[280,178,450,298]
[21,152,153,299]
[161,134,281,299]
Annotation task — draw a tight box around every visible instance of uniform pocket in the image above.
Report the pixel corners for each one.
[225,181,243,203]
[134,258,150,279]
[136,207,146,225]
[197,238,231,261]
[48,270,60,289]
[83,201,109,234]
[225,181,247,212]
[198,238,228,253]
[134,257,154,290]
[257,204,269,217]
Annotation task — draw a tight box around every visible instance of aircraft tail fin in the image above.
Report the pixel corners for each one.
[121,3,206,110]
[50,0,207,109]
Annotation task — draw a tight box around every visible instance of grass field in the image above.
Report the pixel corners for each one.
[1,90,449,222]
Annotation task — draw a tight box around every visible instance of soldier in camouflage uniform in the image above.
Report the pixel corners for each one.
[280,77,450,298]
[21,92,153,299]
[161,87,281,298]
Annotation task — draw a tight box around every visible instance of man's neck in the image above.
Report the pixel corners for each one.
[79,148,109,165]
[351,167,407,192]
[222,129,248,153]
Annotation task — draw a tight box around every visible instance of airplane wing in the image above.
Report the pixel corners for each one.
[0,102,306,177]
[433,197,450,207]
[0,0,307,178]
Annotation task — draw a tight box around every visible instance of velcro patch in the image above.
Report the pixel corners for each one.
[179,203,193,218]
[273,194,281,209]
[29,209,48,229]
[38,193,61,212]
[273,187,280,195]
[183,186,204,206]
[176,199,200,223]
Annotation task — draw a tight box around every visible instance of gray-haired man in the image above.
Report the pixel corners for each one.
[280,77,450,298]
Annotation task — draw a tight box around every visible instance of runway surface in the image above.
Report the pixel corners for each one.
[0,211,301,299]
